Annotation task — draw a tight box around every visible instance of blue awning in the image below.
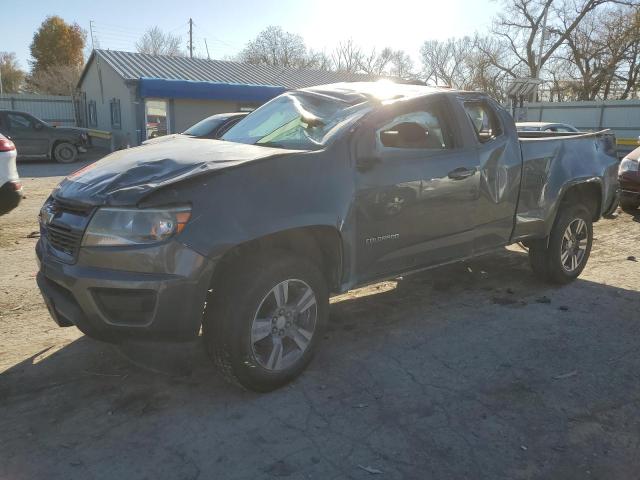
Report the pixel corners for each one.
[138,77,287,102]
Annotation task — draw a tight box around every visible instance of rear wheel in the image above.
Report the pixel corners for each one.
[53,142,78,163]
[529,205,593,284]
[203,252,328,392]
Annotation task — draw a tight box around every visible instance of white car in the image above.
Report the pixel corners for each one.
[0,133,22,215]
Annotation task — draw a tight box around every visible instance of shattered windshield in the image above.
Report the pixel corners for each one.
[221,91,369,150]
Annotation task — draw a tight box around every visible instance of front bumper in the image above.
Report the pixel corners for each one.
[36,236,217,343]
[619,172,640,202]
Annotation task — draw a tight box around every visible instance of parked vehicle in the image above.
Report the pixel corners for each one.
[36,82,618,392]
[516,122,580,133]
[142,112,248,145]
[618,145,640,213]
[0,110,91,163]
[0,134,22,215]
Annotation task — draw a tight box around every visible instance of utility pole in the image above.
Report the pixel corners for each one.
[89,20,95,50]
[534,3,549,101]
[204,38,210,60]
[188,18,193,58]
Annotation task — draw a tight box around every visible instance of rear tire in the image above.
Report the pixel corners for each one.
[53,142,78,163]
[620,198,640,214]
[529,205,593,284]
[203,251,328,392]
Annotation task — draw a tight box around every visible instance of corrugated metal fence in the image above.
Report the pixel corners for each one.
[0,93,77,126]
[516,100,640,153]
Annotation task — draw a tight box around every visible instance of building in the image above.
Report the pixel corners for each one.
[77,49,382,147]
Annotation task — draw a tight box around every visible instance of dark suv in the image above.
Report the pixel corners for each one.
[0,110,91,163]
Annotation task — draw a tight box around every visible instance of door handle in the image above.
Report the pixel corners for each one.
[447,167,475,180]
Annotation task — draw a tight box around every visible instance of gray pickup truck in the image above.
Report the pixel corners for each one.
[0,110,91,163]
[36,82,618,391]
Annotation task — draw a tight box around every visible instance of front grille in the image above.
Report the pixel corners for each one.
[47,224,83,257]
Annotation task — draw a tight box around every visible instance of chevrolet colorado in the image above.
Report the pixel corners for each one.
[36,82,619,391]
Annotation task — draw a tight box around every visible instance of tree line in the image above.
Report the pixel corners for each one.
[1,1,638,102]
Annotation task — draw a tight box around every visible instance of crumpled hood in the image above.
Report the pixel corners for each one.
[53,137,296,206]
[142,133,184,146]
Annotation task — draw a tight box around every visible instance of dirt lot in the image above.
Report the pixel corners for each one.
[1,158,639,479]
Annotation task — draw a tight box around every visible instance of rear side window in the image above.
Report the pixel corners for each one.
[464,101,502,143]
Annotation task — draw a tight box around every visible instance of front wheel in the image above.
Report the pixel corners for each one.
[203,252,328,392]
[529,205,593,284]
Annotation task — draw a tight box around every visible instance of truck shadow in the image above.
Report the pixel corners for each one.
[2,246,639,478]
[16,148,110,178]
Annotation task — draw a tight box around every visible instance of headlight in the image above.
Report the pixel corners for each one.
[82,206,191,247]
[619,157,639,175]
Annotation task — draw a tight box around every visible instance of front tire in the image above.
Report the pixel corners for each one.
[529,205,593,284]
[203,252,328,392]
[53,142,78,163]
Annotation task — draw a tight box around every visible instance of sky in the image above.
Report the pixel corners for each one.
[2,0,500,72]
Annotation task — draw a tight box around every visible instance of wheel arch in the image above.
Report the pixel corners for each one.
[545,179,602,239]
[209,225,345,294]
[557,180,602,222]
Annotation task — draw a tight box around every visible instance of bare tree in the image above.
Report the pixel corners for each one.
[136,26,183,56]
[332,39,364,73]
[0,52,25,93]
[359,47,394,75]
[420,36,509,99]
[389,50,414,79]
[543,4,639,100]
[489,0,631,82]
[613,5,640,99]
[420,37,476,86]
[305,49,333,71]
[238,26,312,68]
[26,64,81,95]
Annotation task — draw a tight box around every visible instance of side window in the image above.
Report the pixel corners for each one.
[110,98,121,129]
[7,113,33,131]
[464,102,502,143]
[377,108,451,150]
[88,101,98,128]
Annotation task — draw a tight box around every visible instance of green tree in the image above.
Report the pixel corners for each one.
[30,16,85,72]
[28,16,86,94]
[0,52,25,93]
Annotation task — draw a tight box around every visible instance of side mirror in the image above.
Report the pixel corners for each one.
[34,122,44,131]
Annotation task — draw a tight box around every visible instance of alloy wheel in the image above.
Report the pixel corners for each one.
[560,218,588,272]
[250,279,317,371]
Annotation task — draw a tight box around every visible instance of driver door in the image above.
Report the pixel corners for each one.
[354,98,481,282]
[6,112,49,157]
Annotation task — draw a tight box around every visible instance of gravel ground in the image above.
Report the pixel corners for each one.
[1,157,639,479]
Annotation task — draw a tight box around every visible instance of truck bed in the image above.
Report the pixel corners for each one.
[512,130,619,241]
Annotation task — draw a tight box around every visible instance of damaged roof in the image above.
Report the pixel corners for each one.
[79,49,385,89]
